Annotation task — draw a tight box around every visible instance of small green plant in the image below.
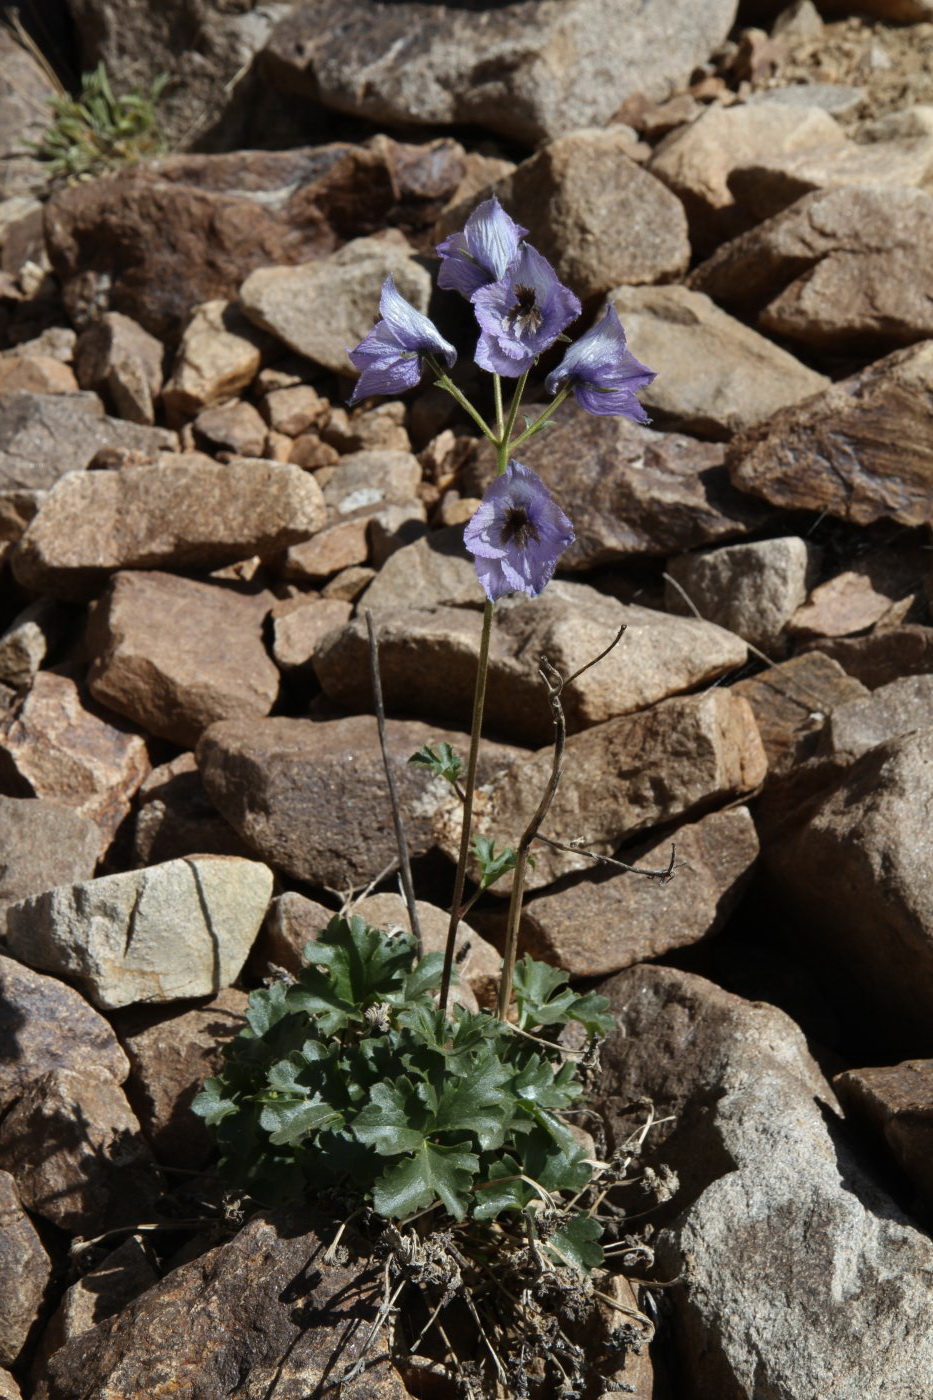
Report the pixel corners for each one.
[33,62,168,181]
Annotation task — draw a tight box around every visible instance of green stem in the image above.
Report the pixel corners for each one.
[439,598,494,1013]
[501,369,529,458]
[493,373,505,438]
[430,363,496,441]
[507,383,572,451]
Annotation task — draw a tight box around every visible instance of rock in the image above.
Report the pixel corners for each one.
[789,541,929,638]
[323,401,411,456]
[36,1235,158,1366]
[607,285,828,439]
[730,132,933,224]
[5,855,273,1010]
[44,142,469,341]
[821,675,933,762]
[0,1370,21,1399]
[321,449,423,517]
[190,399,267,459]
[197,714,522,890]
[0,1065,157,1234]
[726,344,933,527]
[596,964,933,1400]
[0,955,128,1113]
[0,391,175,492]
[282,517,370,581]
[649,100,844,254]
[368,503,428,565]
[353,892,502,1010]
[86,571,280,747]
[113,989,249,1169]
[732,651,868,774]
[0,1170,51,1366]
[261,383,329,437]
[465,403,769,567]
[320,564,374,602]
[73,312,164,425]
[435,689,767,893]
[33,1210,408,1400]
[316,588,748,745]
[162,300,265,418]
[132,752,252,867]
[499,806,758,976]
[358,527,479,609]
[12,456,326,600]
[239,235,431,374]
[0,28,56,200]
[763,729,933,1042]
[0,796,100,909]
[813,625,933,689]
[0,599,71,689]
[250,891,333,977]
[263,0,740,145]
[665,536,820,653]
[834,1060,933,1209]
[818,0,933,23]
[0,672,151,851]
[0,355,78,396]
[438,129,690,298]
[270,596,352,671]
[0,488,42,545]
[690,186,933,354]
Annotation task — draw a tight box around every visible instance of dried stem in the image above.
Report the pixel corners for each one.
[365,610,422,954]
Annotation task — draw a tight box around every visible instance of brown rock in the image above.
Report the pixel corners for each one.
[0,355,78,396]
[281,517,370,581]
[323,401,410,455]
[0,672,151,851]
[286,431,339,469]
[834,1060,933,1208]
[114,989,249,1169]
[691,186,933,354]
[317,588,747,744]
[0,1170,51,1367]
[0,795,100,908]
[270,596,352,670]
[36,1234,158,1367]
[0,599,71,690]
[261,383,329,436]
[197,713,522,890]
[0,391,175,492]
[789,541,929,638]
[133,752,252,866]
[192,399,268,459]
[438,129,690,298]
[320,564,375,601]
[437,689,767,893]
[812,625,933,689]
[733,651,868,774]
[466,403,769,567]
[649,100,844,254]
[0,29,56,200]
[608,285,827,439]
[162,299,265,418]
[322,449,423,517]
[252,891,333,975]
[86,571,280,747]
[0,1066,157,1235]
[73,312,164,425]
[763,728,933,1042]
[34,1210,407,1400]
[821,675,933,762]
[0,1366,21,1398]
[0,955,129,1114]
[727,344,933,528]
[496,806,758,976]
[358,527,478,609]
[353,892,502,1009]
[12,456,326,599]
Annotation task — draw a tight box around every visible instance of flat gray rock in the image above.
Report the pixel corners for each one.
[665,536,820,652]
[0,795,100,908]
[263,0,739,145]
[0,392,175,491]
[5,855,273,1009]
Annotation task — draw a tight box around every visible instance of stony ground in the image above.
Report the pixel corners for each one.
[2,0,933,1397]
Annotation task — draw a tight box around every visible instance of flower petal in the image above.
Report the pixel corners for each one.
[378,277,457,367]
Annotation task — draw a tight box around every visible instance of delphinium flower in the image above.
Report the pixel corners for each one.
[545,304,655,420]
[436,196,528,298]
[348,277,456,405]
[472,243,581,377]
[464,460,574,602]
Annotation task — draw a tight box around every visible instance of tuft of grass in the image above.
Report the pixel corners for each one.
[33,61,168,182]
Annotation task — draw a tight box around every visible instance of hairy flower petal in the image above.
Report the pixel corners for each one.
[437,197,528,298]
[464,460,574,602]
[347,277,455,404]
[545,305,655,420]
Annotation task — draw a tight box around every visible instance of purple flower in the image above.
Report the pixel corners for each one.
[545,305,655,420]
[472,244,581,377]
[464,460,574,602]
[436,196,528,298]
[347,277,456,405]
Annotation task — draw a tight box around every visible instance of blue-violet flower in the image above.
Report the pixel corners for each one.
[464,460,575,602]
[472,244,581,377]
[347,277,456,405]
[545,305,655,420]
[436,196,529,298]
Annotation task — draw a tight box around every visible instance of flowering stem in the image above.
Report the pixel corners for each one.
[501,370,530,455]
[493,373,505,439]
[430,363,496,442]
[507,383,572,451]
[439,598,494,1013]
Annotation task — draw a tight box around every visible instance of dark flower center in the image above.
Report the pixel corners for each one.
[500,505,540,549]
[507,285,543,336]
